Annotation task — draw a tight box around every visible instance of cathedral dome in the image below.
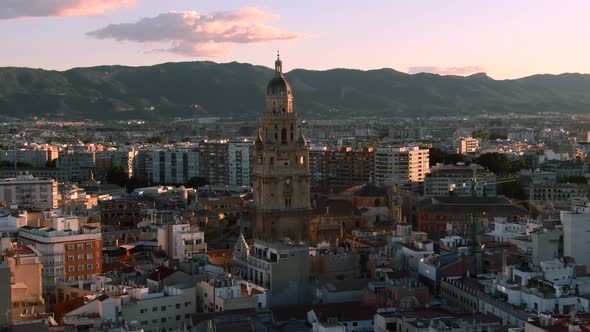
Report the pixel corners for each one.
[266,52,292,96]
[266,76,292,96]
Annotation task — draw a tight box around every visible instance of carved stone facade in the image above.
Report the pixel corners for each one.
[252,55,311,241]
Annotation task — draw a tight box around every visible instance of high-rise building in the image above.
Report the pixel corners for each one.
[151,149,200,185]
[252,55,311,241]
[561,202,590,273]
[200,140,229,185]
[0,147,58,167]
[228,141,253,187]
[56,151,95,182]
[374,146,429,190]
[112,149,137,178]
[94,151,114,181]
[325,147,374,187]
[309,147,327,188]
[0,174,58,210]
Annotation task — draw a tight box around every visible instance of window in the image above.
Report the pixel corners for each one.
[176,315,181,321]
[141,321,148,326]
[78,254,84,260]
[87,264,93,270]
[152,307,157,312]
[68,255,74,261]
[67,244,74,250]
[140,309,147,314]
[185,314,190,319]
[152,319,158,324]
[86,243,93,249]
[175,304,180,309]
[77,244,83,250]
[86,253,93,259]
[184,302,191,307]
[161,318,166,323]
[78,265,84,271]
[68,266,74,272]
[161,306,166,311]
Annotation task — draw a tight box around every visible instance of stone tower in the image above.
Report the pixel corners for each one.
[252,54,311,241]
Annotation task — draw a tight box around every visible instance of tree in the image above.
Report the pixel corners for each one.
[186,176,208,188]
[429,148,448,166]
[476,153,512,175]
[446,153,471,166]
[106,166,128,187]
[147,136,166,144]
[510,159,526,173]
[126,176,149,193]
[498,179,525,200]
[472,129,490,140]
[428,148,470,166]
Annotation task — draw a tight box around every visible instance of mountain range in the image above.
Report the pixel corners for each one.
[1,61,590,120]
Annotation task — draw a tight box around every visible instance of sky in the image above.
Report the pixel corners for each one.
[1,0,590,79]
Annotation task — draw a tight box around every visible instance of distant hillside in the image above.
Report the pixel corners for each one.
[0,61,589,120]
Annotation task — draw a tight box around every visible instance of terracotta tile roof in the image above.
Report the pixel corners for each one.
[147,265,177,282]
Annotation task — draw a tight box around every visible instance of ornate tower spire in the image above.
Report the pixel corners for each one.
[253,54,311,242]
[275,51,282,75]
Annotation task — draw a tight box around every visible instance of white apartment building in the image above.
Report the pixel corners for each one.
[18,215,102,291]
[452,137,480,154]
[155,223,207,261]
[151,150,200,185]
[561,201,590,273]
[235,240,310,307]
[228,141,252,187]
[0,174,58,210]
[97,268,197,332]
[196,274,266,313]
[424,165,496,197]
[374,146,429,189]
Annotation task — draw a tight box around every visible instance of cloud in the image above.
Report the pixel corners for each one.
[87,7,308,57]
[0,0,135,19]
[407,66,486,76]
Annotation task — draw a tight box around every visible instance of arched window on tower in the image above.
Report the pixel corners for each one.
[281,128,287,144]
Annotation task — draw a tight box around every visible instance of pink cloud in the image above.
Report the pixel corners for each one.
[407,66,486,76]
[0,0,135,19]
[87,7,308,57]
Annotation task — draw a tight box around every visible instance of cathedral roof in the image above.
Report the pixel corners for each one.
[267,75,292,96]
[233,232,249,258]
[266,52,292,96]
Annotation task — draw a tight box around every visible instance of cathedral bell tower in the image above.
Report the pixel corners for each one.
[252,53,311,241]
